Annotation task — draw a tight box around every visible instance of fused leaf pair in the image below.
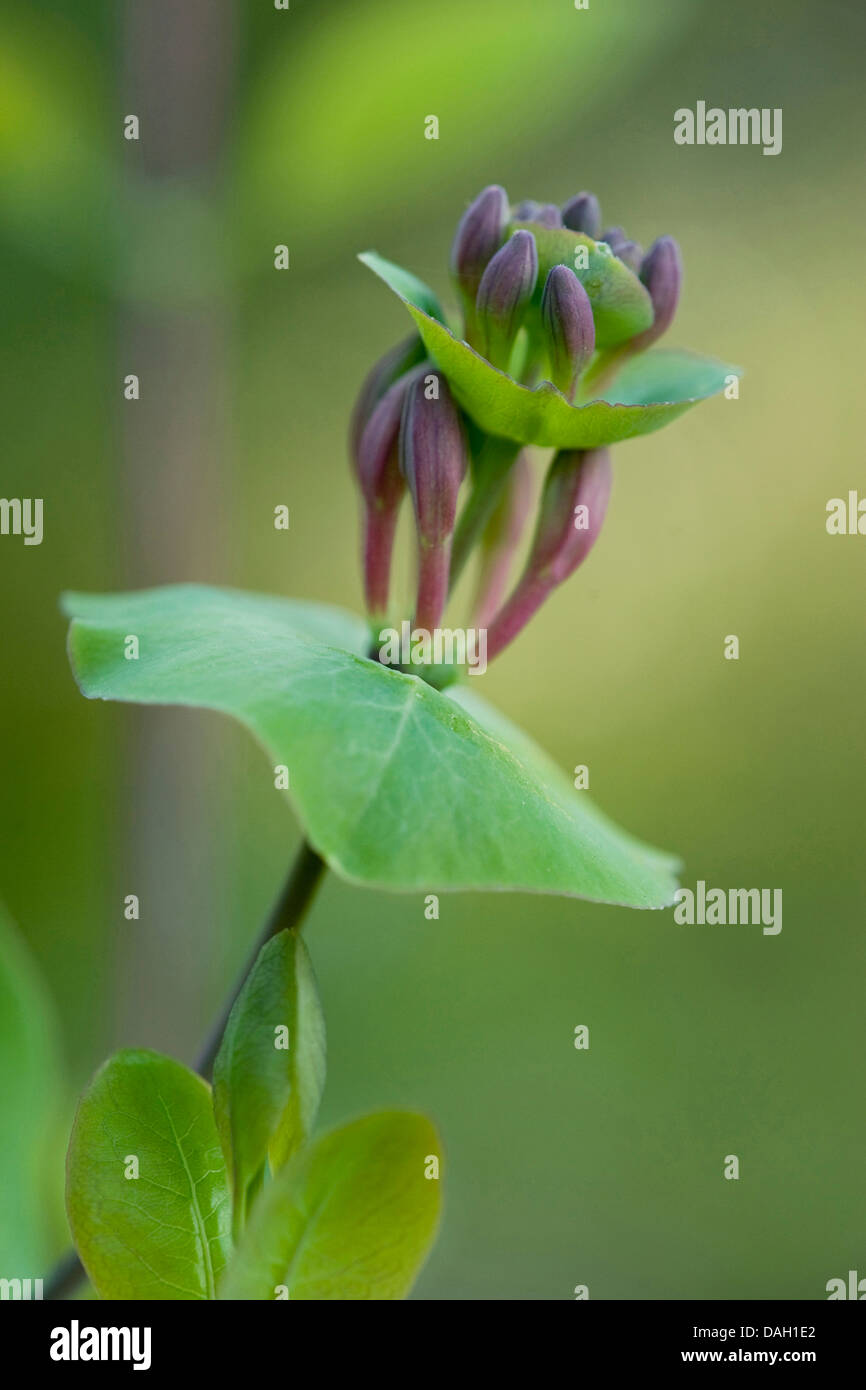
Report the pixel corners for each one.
[63,586,680,909]
[359,248,737,451]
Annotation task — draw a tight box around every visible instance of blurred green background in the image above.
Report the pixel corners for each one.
[1,0,864,1298]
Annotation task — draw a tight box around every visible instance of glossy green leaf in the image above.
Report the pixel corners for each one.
[0,904,61,1273]
[67,1049,231,1300]
[63,585,679,909]
[359,249,739,448]
[220,1111,441,1300]
[213,929,326,1236]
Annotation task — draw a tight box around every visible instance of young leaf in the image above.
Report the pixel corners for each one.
[63,584,680,909]
[67,1049,231,1300]
[219,1111,442,1300]
[213,929,326,1236]
[359,249,740,448]
[0,904,61,1273]
[512,221,654,347]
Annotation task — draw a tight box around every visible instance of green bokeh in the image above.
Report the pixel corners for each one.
[0,0,863,1297]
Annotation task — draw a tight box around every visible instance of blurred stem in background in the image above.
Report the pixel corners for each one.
[116,0,237,1056]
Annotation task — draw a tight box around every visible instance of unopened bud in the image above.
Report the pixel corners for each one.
[561,191,601,239]
[349,335,425,464]
[400,373,468,632]
[450,185,509,306]
[355,368,420,619]
[486,449,612,661]
[514,200,562,228]
[634,236,682,348]
[541,265,596,400]
[475,229,538,369]
[532,448,611,582]
[600,226,643,273]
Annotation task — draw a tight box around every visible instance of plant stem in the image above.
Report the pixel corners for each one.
[43,837,327,1300]
[449,435,521,592]
[196,838,326,1079]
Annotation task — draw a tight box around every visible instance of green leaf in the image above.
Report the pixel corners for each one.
[63,584,679,909]
[213,930,326,1236]
[0,904,61,1273]
[67,1049,231,1300]
[359,249,739,448]
[220,1111,442,1300]
[358,250,447,324]
[603,347,740,406]
[512,222,654,347]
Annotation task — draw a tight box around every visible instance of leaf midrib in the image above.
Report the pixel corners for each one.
[159,1094,218,1300]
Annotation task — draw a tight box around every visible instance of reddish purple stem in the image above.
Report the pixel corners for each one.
[363,504,400,621]
[415,542,452,633]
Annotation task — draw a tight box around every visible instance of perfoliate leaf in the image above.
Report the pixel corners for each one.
[512,221,654,347]
[63,585,679,908]
[213,929,326,1237]
[601,346,740,406]
[220,1111,442,1300]
[66,1049,231,1300]
[359,249,739,448]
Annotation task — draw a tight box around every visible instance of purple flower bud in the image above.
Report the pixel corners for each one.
[616,240,643,273]
[532,448,611,582]
[349,335,425,465]
[474,453,533,629]
[541,265,596,400]
[486,448,611,661]
[601,226,642,273]
[354,368,421,619]
[562,192,601,239]
[635,235,682,348]
[399,373,468,632]
[475,229,538,369]
[514,200,562,228]
[450,185,509,305]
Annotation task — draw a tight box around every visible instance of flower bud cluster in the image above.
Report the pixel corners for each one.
[351,186,683,669]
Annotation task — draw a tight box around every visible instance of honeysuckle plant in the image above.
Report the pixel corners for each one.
[53,184,738,1301]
